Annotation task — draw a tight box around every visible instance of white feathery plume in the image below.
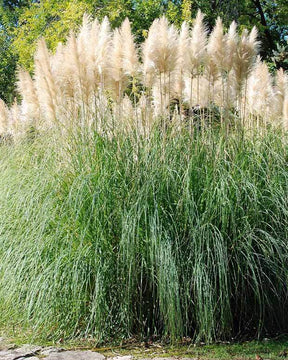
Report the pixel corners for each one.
[77,13,94,100]
[223,21,239,107]
[77,13,92,53]
[234,26,259,94]
[273,68,288,119]
[17,68,40,123]
[143,16,178,78]
[50,42,65,76]
[177,21,190,72]
[108,28,126,100]
[34,38,57,125]
[77,13,92,70]
[90,17,100,48]
[142,16,178,116]
[246,57,273,120]
[120,18,139,77]
[206,17,226,108]
[107,18,138,99]
[94,16,112,86]
[85,18,101,92]
[224,21,238,72]
[187,10,208,106]
[187,10,207,76]
[207,17,226,72]
[174,21,189,98]
[67,32,82,92]
[50,41,79,125]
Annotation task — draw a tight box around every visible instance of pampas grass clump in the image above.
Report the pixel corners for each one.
[0,11,288,345]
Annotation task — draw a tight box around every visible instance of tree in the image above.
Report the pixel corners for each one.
[12,0,94,70]
[0,30,17,103]
[0,0,32,102]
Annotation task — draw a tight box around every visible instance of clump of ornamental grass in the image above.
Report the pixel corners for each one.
[0,10,288,345]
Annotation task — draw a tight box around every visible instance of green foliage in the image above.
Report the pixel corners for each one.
[0,126,288,342]
[181,0,192,24]
[0,30,17,103]
[0,0,29,103]
[272,40,288,71]
[12,0,94,70]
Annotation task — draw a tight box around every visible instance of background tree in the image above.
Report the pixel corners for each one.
[0,0,30,103]
[0,28,17,103]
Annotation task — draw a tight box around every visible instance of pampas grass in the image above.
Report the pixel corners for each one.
[0,11,288,345]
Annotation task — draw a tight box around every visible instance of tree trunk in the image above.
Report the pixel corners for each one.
[252,0,275,52]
